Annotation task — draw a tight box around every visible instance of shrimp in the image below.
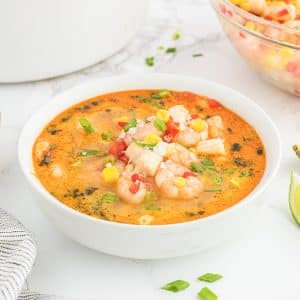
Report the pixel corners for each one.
[168,105,191,130]
[207,116,224,138]
[196,138,226,155]
[117,166,147,204]
[122,119,162,145]
[167,143,198,167]
[175,127,205,147]
[125,143,162,176]
[155,160,203,200]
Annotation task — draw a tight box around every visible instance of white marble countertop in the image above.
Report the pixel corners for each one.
[1,0,300,299]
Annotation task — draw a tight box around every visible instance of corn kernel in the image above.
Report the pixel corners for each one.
[231,0,241,5]
[174,177,187,188]
[279,48,294,59]
[139,214,153,225]
[190,119,207,132]
[113,116,129,123]
[230,178,240,188]
[101,166,119,184]
[190,147,197,153]
[156,109,169,122]
[245,21,256,31]
[144,134,162,145]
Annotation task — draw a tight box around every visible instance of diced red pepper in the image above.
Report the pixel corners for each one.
[207,98,222,108]
[183,171,197,178]
[227,10,233,17]
[118,121,128,128]
[129,181,140,194]
[191,114,199,119]
[239,32,246,38]
[108,139,127,158]
[131,173,141,182]
[264,15,273,21]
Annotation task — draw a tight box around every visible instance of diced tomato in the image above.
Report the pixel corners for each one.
[284,0,291,3]
[287,62,298,73]
[162,134,173,143]
[108,139,127,158]
[166,117,179,135]
[118,121,128,128]
[277,8,288,17]
[191,114,199,119]
[239,32,246,38]
[183,171,197,178]
[264,15,273,21]
[129,181,140,194]
[207,98,222,108]
[119,154,129,164]
[227,10,233,17]
[131,173,141,182]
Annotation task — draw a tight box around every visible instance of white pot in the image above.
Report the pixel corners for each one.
[0,0,148,82]
[18,74,281,259]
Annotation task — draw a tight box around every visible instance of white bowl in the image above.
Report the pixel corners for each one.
[0,0,148,82]
[18,74,281,259]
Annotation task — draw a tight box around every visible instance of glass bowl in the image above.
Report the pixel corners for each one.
[211,0,300,96]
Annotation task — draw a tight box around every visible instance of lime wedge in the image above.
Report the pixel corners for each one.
[289,171,300,226]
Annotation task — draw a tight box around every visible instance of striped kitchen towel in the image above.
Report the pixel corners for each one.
[0,209,67,300]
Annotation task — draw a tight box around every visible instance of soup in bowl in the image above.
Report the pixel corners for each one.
[19,74,280,258]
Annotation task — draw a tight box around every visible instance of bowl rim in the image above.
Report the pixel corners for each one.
[212,0,300,50]
[18,73,282,230]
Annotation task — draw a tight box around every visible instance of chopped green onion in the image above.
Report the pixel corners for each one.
[198,287,218,300]
[223,168,235,174]
[204,189,222,193]
[202,158,215,166]
[161,280,190,293]
[172,31,181,40]
[154,119,167,132]
[191,162,203,173]
[79,149,107,157]
[123,119,137,132]
[72,160,82,167]
[101,192,119,203]
[144,191,160,211]
[166,47,177,54]
[145,56,155,67]
[79,118,94,133]
[103,156,116,166]
[158,89,170,97]
[133,139,156,150]
[192,53,203,58]
[101,131,115,141]
[213,176,223,185]
[198,273,223,283]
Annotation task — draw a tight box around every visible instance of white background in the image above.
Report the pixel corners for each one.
[1,0,300,299]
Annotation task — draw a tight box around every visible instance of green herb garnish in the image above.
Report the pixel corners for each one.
[191,159,216,173]
[172,31,181,40]
[101,192,119,203]
[79,149,107,157]
[234,157,252,167]
[204,189,222,193]
[161,280,190,293]
[231,143,241,152]
[192,53,203,58]
[145,56,155,67]
[166,47,177,54]
[72,160,82,167]
[198,287,218,300]
[133,139,156,150]
[154,119,167,132]
[101,131,115,141]
[198,273,223,283]
[79,118,94,133]
[123,119,137,132]
[257,148,264,155]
